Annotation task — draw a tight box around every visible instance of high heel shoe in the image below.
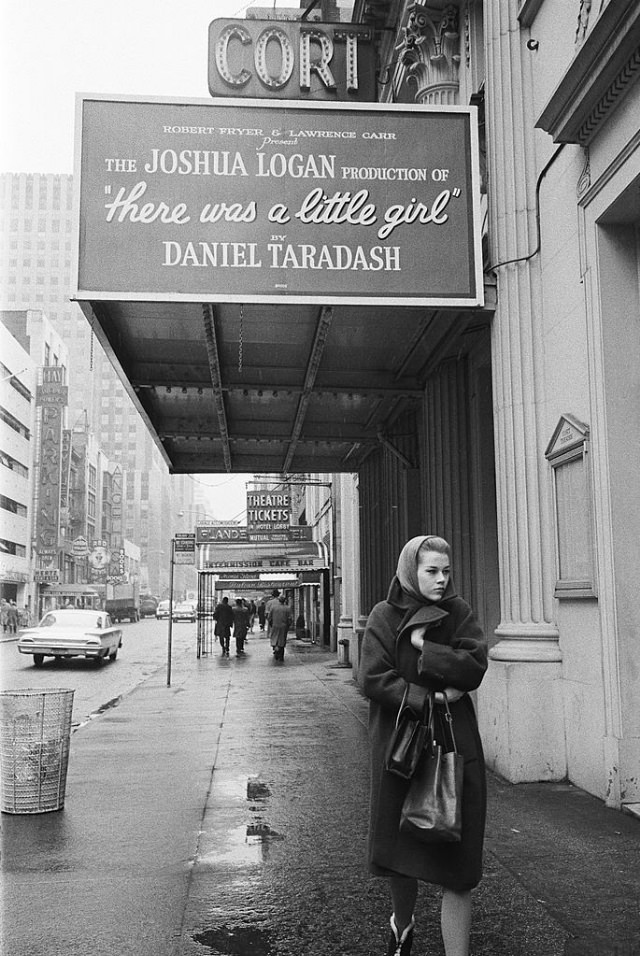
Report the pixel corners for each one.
[385,914,415,956]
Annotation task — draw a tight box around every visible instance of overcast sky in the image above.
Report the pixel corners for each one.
[0,0,290,174]
[1,0,280,519]
[0,1,329,520]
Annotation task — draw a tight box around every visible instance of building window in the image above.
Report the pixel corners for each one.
[0,537,26,558]
[0,450,29,478]
[545,415,596,599]
[0,406,30,439]
[0,494,28,518]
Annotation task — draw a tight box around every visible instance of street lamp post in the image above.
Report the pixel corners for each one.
[167,539,175,686]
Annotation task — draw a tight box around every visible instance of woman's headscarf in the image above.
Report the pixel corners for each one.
[390,534,456,607]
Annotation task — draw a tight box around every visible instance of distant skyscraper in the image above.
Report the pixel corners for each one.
[0,172,196,593]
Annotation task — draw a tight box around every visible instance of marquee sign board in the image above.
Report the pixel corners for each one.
[73,95,484,307]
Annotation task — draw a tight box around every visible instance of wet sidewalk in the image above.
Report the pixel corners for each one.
[3,631,639,956]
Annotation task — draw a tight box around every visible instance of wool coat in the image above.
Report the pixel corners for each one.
[358,576,488,891]
[268,601,292,649]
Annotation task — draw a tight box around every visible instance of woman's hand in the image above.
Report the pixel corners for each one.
[410,625,427,651]
[434,687,466,704]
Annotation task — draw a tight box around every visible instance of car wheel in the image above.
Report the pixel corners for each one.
[33,654,45,667]
[109,647,118,661]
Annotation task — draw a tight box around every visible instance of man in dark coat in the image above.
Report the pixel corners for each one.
[231,598,250,656]
[213,596,234,656]
[268,596,292,661]
[359,535,487,956]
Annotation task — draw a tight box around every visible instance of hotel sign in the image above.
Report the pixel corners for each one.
[74,95,484,307]
[208,19,375,101]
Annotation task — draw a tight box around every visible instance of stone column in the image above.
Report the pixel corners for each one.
[336,473,358,668]
[479,2,566,781]
[398,3,461,105]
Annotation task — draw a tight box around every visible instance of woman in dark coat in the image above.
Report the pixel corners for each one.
[359,535,488,956]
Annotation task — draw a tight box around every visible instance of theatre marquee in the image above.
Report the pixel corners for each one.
[73,95,484,307]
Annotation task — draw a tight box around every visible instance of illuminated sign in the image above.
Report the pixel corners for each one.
[35,367,66,560]
[196,525,248,543]
[35,568,61,583]
[111,465,123,543]
[74,96,484,307]
[208,19,375,101]
[247,488,290,532]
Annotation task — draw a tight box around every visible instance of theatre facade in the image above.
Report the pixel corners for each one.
[72,1,640,810]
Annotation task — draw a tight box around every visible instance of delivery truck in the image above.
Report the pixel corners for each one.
[105,582,140,622]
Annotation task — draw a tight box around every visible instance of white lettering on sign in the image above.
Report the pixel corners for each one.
[213,22,368,95]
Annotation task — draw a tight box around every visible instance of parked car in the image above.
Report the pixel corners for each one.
[155,600,171,619]
[139,595,159,618]
[172,601,196,623]
[17,609,123,667]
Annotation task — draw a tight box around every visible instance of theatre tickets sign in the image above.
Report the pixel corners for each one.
[73,95,483,306]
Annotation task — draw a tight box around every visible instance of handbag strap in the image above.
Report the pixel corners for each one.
[438,696,459,754]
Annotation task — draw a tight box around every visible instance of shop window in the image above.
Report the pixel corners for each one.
[545,414,596,599]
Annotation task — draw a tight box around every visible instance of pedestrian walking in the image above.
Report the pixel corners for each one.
[0,599,8,633]
[268,595,292,662]
[265,588,282,643]
[231,598,250,656]
[7,601,19,634]
[213,596,234,656]
[358,535,488,956]
[257,600,266,630]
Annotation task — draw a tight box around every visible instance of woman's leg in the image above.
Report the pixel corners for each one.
[389,875,418,934]
[440,888,471,956]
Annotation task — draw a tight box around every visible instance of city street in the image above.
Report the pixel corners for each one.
[3,630,639,956]
[1,618,197,728]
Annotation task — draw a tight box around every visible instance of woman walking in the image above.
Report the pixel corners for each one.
[358,535,488,956]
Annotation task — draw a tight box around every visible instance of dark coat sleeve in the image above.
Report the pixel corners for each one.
[415,599,488,692]
[358,602,432,717]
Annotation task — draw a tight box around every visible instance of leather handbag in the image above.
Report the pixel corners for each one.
[384,686,429,780]
[399,695,464,843]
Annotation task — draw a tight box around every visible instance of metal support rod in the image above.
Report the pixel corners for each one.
[167,539,175,686]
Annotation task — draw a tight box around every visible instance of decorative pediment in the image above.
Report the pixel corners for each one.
[545,414,590,461]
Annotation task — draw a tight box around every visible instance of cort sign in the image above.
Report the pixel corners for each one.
[208,19,375,101]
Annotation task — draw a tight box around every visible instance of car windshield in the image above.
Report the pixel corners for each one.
[39,610,104,629]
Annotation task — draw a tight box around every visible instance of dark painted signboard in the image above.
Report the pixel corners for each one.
[74,95,483,307]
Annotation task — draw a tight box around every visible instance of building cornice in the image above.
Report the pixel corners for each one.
[536,0,640,145]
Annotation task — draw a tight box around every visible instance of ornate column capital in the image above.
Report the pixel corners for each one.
[398,3,460,105]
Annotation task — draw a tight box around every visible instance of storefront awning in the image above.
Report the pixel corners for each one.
[200,539,328,571]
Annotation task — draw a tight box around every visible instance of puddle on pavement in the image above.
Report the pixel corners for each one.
[201,775,282,866]
[193,925,273,955]
[247,777,271,800]
[201,822,283,866]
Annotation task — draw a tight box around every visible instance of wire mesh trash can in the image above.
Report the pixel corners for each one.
[0,688,74,814]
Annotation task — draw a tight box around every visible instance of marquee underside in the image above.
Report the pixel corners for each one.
[79,294,494,474]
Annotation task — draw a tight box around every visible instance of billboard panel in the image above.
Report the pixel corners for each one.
[74,95,484,307]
